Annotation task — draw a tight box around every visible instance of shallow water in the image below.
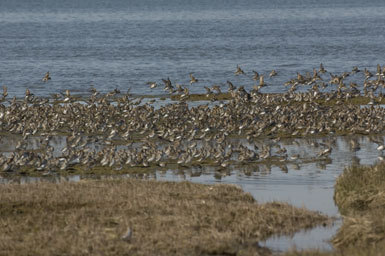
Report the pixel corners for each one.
[1,0,385,97]
[2,134,383,251]
[262,220,342,252]
[158,135,383,250]
[1,0,384,252]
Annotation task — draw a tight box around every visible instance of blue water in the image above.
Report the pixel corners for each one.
[1,0,385,97]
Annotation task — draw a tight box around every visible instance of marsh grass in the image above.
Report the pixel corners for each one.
[334,162,385,215]
[0,179,329,256]
[285,245,385,256]
[332,162,385,248]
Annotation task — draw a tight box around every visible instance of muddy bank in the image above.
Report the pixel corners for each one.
[0,179,329,256]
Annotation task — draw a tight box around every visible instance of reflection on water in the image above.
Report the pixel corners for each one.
[0,134,384,252]
[0,174,81,184]
[262,220,342,252]
[156,135,385,251]
[155,135,382,215]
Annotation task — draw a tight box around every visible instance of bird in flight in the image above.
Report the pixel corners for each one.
[189,73,198,84]
[42,72,51,82]
[235,65,245,75]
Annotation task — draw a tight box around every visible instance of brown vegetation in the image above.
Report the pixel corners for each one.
[333,162,385,248]
[0,179,328,256]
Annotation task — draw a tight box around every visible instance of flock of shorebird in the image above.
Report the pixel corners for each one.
[141,63,385,99]
[0,64,384,175]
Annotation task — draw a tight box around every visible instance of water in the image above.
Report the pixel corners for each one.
[262,220,342,252]
[156,135,383,251]
[1,0,385,97]
[2,135,383,251]
[1,0,384,252]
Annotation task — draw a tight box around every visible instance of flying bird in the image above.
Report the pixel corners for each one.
[189,73,198,84]
[235,65,245,75]
[42,72,51,82]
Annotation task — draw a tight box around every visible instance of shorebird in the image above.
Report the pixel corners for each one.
[176,84,184,93]
[329,73,341,85]
[212,85,221,94]
[341,72,350,79]
[189,73,198,84]
[227,80,236,91]
[269,69,277,77]
[42,71,51,82]
[60,89,71,102]
[121,227,132,242]
[297,72,304,82]
[364,68,373,79]
[251,84,260,93]
[204,86,212,95]
[318,147,332,157]
[162,77,174,92]
[351,66,360,74]
[370,137,385,153]
[313,68,322,80]
[252,71,259,81]
[349,82,358,90]
[162,77,172,87]
[319,63,326,74]
[259,75,265,86]
[235,65,245,75]
[2,63,385,175]
[25,88,35,101]
[2,86,7,98]
[147,82,157,89]
[181,87,190,99]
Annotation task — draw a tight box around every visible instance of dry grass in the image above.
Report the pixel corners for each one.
[334,162,385,215]
[285,245,385,256]
[0,179,328,256]
[332,162,385,248]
